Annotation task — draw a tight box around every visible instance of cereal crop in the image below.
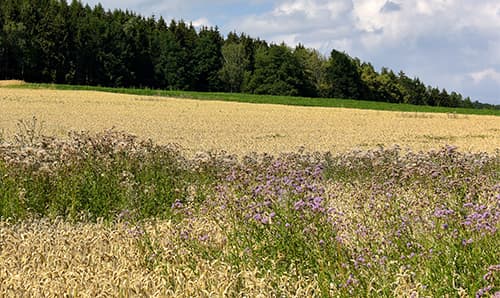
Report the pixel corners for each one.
[0,219,168,297]
[0,88,499,155]
[0,80,25,87]
[0,87,499,297]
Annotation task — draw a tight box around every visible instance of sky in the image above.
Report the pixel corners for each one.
[82,0,500,105]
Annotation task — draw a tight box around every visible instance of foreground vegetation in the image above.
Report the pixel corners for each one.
[5,83,500,116]
[1,126,498,296]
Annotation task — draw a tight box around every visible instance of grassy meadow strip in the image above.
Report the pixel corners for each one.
[5,82,500,116]
[0,127,499,296]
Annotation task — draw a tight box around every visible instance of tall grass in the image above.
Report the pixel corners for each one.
[0,126,221,221]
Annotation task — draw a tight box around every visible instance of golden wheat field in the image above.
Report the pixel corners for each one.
[0,80,25,87]
[1,219,309,297]
[1,87,500,297]
[1,88,499,155]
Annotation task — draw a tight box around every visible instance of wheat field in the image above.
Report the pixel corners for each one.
[0,80,25,87]
[0,219,293,297]
[1,88,499,155]
[1,87,499,297]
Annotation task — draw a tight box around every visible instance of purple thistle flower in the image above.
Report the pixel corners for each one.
[476,285,493,298]
[462,238,474,246]
[180,230,190,240]
[313,196,323,205]
[434,206,455,218]
[294,200,306,211]
[261,216,269,224]
[345,274,358,287]
[171,200,183,209]
[253,213,262,222]
[128,226,145,238]
[483,265,500,281]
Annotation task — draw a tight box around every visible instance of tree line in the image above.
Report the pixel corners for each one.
[1,0,498,109]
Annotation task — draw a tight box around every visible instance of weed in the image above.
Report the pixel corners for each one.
[14,116,44,146]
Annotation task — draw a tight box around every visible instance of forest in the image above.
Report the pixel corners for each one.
[1,0,498,109]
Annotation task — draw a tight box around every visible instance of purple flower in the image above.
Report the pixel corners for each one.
[294,200,306,211]
[171,200,183,209]
[483,264,500,281]
[462,237,473,246]
[476,285,493,298]
[180,230,190,240]
[252,185,263,196]
[434,206,455,218]
[312,196,323,208]
[345,274,358,287]
[128,226,144,238]
[261,216,269,224]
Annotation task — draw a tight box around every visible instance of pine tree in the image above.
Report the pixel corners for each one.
[325,50,364,99]
[194,27,223,91]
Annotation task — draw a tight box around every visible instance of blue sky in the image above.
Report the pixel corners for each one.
[83,0,500,105]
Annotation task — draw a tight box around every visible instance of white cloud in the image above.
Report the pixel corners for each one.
[192,18,213,28]
[470,68,500,84]
[272,0,352,18]
[236,0,500,51]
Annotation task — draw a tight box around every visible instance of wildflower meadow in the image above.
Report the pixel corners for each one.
[0,123,498,296]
